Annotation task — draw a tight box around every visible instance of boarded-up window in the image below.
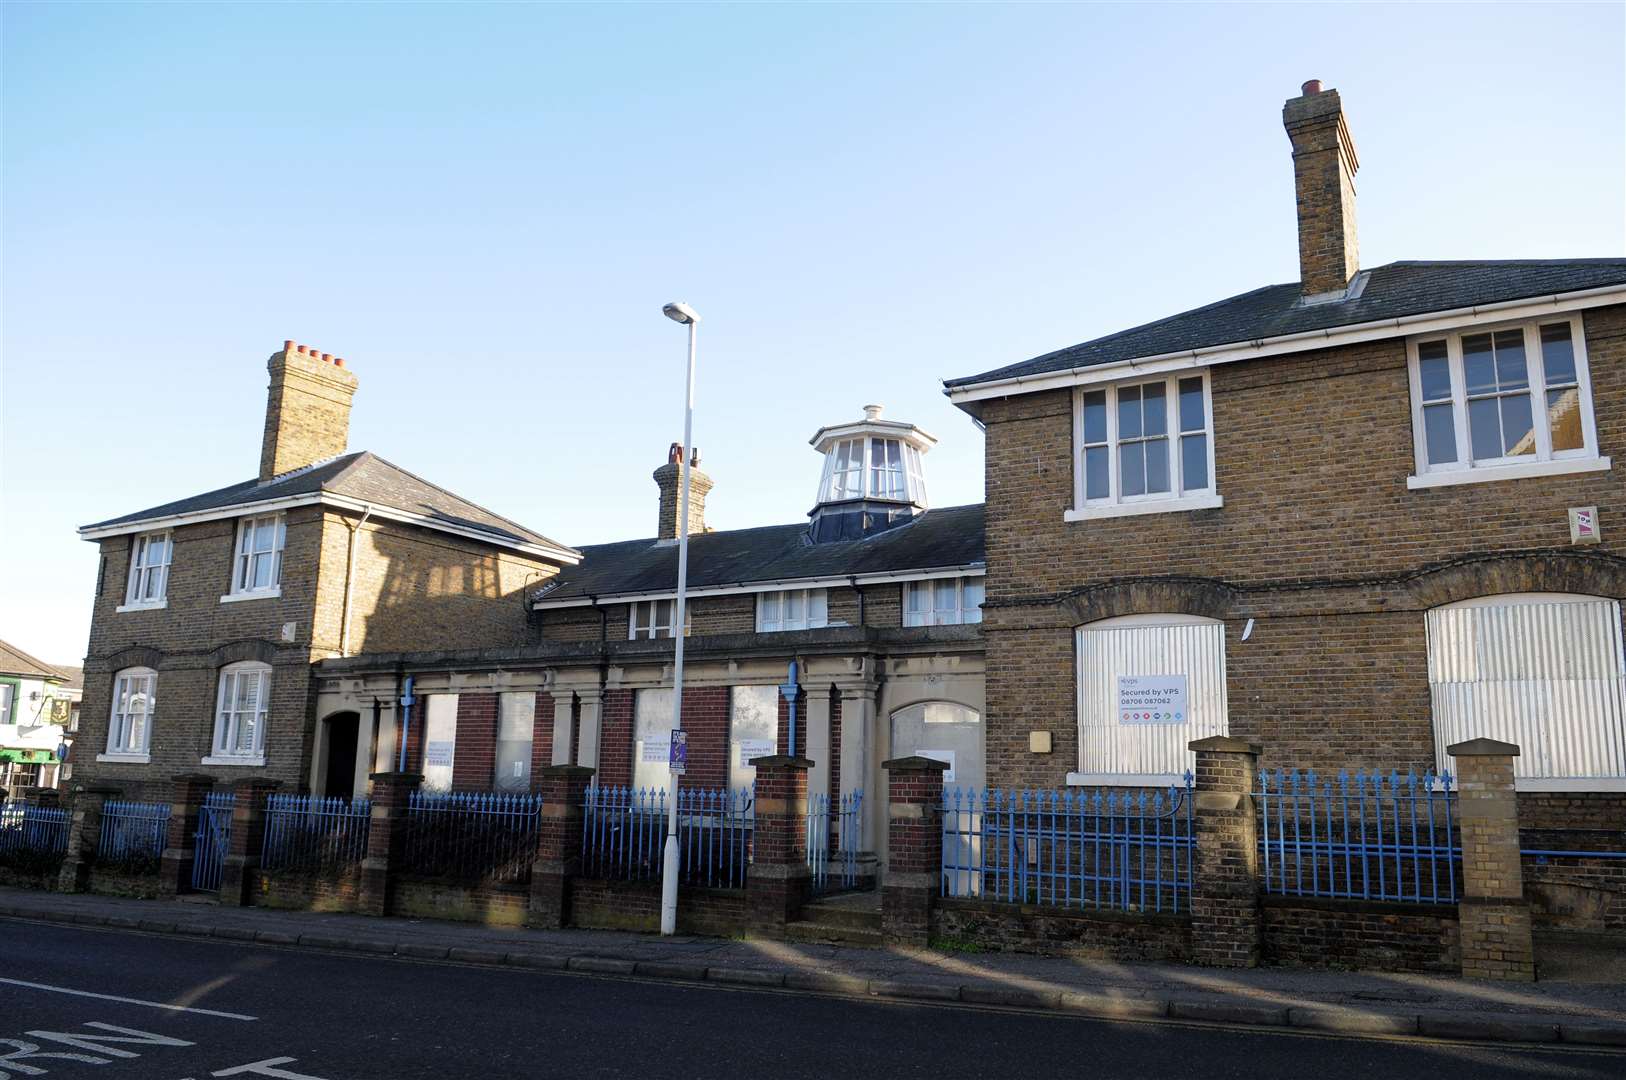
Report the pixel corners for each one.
[422,694,459,792]
[633,688,675,792]
[1426,594,1626,787]
[1075,614,1227,783]
[729,686,779,791]
[495,692,535,792]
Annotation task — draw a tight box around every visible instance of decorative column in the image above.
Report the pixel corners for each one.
[747,755,813,938]
[358,771,423,917]
[1449,738,1535,981]
[529,765,595,929]
[549,690,576,766]
[1188,735,1263,968]
[58,785,121,893]
[159,773,214,895]
[220,778,280,907]
[804,687,833,808]
[881,755,948,947]
[575,688,603,771]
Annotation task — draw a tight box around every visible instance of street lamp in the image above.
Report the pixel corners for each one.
[660,299,699,936]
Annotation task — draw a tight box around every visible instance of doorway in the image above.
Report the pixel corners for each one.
[322,712,361,801]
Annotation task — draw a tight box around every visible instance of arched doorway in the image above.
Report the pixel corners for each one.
[322,711,361,800]
[889,701,984,792]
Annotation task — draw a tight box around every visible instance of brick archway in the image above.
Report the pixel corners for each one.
[1406,552,1626,610]
[1058,577,1238,627]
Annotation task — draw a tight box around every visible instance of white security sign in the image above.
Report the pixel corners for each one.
[737,738,776,767]
[1117,675,1188,725]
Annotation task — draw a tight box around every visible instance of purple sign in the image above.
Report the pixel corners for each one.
[669,729,688,775]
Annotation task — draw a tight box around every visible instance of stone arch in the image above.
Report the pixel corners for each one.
[1406,552,1626,610]
[103,645,165,671]
[1058,577,1238,628]
[207,639,278,668]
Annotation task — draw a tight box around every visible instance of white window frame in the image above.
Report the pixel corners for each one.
[903,578,984,626]
[629,599,691,640]
[206,661,270,765]
[1406,314,1609,489]
[0,683,12,727]
[818,436,923,505]
[1426,593,1626,791]
[119,531,171,611]
[1066,371,1220,521]
[756,588,830,633]
[224,514,285,601]
[101,668,156,762]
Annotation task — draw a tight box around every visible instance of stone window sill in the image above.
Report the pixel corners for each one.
[220,588,281,605]
[96,752,151,764]
[1407,456,1610,490]
[201,754,267,767]
[1064,493,1223,522]
[1512,776,1626,792]
[1067,771,1185,787]
[115,600,167,614]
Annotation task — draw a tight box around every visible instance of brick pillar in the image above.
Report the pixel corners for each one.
[528,765,594,929]
[881,755,948,947]
[1449,738,1535,981]
[57,785,121,893]
[220,778,280,907]
[159,773,214,895]
[359,771,422,917]
[1189,735,1263,968]
[747,755,813,938]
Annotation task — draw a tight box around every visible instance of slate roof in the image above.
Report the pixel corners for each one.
[946,259,1626,388]
[533,503,985,603]
[79,451,575,556]
[0,639,68,682]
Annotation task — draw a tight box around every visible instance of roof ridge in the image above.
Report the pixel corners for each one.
[347,452,575,553]
[570,502,986,551]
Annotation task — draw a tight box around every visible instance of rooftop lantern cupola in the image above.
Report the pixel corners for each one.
[806,404,936,542]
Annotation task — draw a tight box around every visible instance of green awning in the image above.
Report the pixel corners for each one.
[0,749,55,765]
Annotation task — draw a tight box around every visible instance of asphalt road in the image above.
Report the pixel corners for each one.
[0,920,1620,1079]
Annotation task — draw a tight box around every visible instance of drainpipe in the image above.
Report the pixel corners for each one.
[339,507,373,657]
[851,576,863,626]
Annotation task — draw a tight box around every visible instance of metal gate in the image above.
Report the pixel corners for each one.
[191,791,236,892]
[807,791,862,894]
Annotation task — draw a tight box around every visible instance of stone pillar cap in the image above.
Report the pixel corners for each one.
[749,754,814,770]
[1447,738,1521,758]
[883,755,951,773]
[1188,735,1261,754]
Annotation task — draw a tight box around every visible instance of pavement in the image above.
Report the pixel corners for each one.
[9,919,1625,1079]
[2,886,1624,1051]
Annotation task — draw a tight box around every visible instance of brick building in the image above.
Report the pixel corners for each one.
[314,406,986,864]
[943,81,1626,828]
[74,342,580,800]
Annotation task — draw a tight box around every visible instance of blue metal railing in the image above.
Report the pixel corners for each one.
[399,790,544,885]
[262,794,371,875]
[942,780,1196,913]
[191,791,236,892]
[582,786,753,889]
[96,800,170,869]
[1257,769,1461,904]
[807,791,863,894]
[0,802,71,872]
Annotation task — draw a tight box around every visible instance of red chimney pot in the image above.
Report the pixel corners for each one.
[283,339,294,352]
[1301,79,1323,95]
[334,357,344,368]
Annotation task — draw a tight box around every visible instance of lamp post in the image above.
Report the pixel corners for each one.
[659,300,700,936]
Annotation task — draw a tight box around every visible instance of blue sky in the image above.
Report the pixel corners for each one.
[3,2,1622,664]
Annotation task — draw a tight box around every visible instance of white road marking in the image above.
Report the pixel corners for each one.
[213,1058,333,1079]
[0,978,256,1021]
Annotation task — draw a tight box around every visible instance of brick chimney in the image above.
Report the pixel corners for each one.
[652,443,713,541]
[259,340,359,482]
[1283,79,1360,298]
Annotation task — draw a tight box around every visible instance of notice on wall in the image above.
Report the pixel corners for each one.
[918,749,956,783]
[1117,675,1188,725]
[641,738,672,764]
[424,741,455,768]
[737,738,776,767]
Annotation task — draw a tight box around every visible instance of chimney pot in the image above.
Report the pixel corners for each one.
[1301,79,1323,95]
[321,353,332,363]
[689,448,700,467]
[863,404,884,421]
[283,339,294,353]
[334,357,344,368]
[296,344,307,354]
[668,442,683,464]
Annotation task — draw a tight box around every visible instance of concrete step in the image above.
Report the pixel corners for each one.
[799,900,881,932]
[784,921,884,948]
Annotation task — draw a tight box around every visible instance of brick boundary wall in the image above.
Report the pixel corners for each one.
[253,869,364,913]
[932,898,1193,962]
[567,878,747,937]
[1260,897,1460,974]
[390,875,531,927]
